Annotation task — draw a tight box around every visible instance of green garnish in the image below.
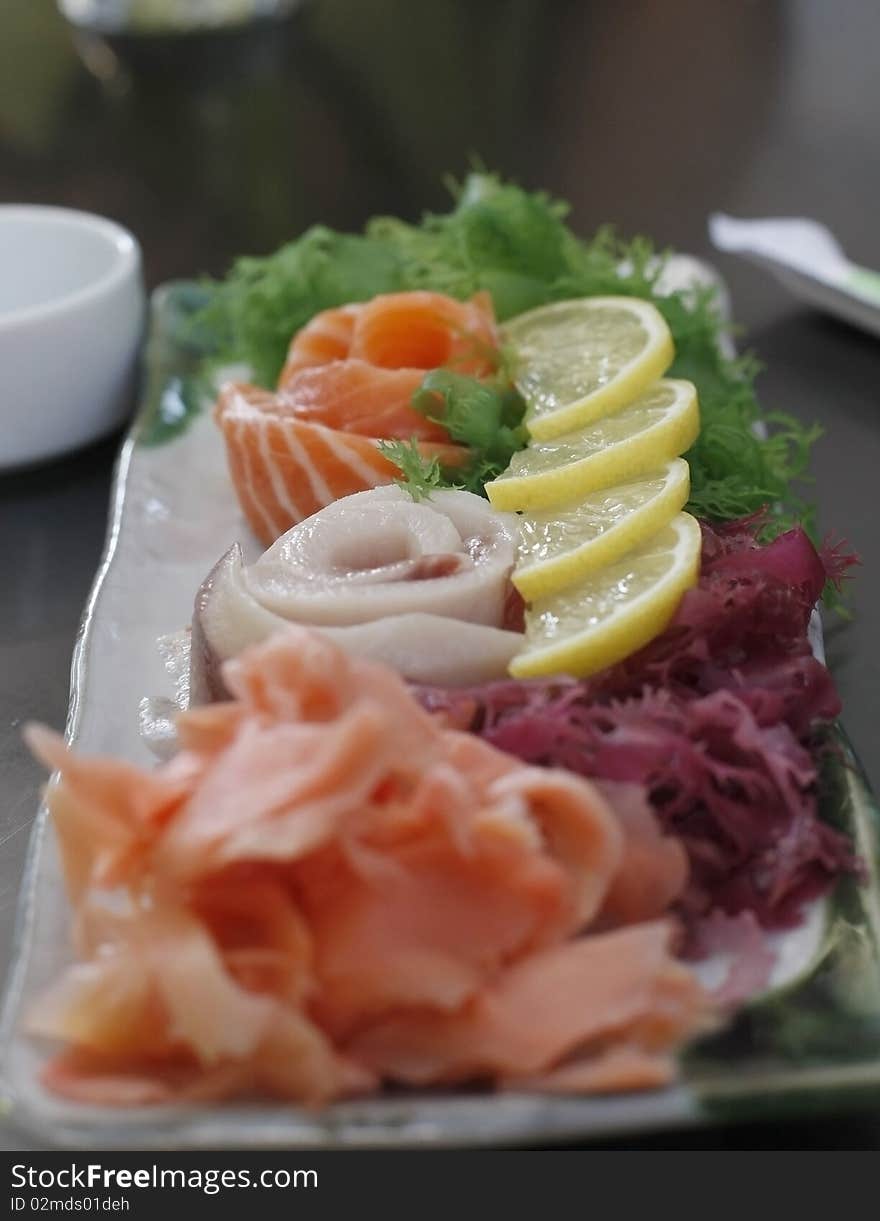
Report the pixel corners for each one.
[379,370,528,498]
[377,439,443,501]
[196,228,403,388]
[196,170,821,534]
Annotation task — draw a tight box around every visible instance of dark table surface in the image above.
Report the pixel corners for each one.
[1,0,879,1151]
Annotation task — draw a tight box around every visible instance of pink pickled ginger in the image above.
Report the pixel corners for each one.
[25,628,710,1106]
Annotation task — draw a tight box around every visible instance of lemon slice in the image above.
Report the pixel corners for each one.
[509,512,702,680]
[513,458,690,601]
[486,379,698,512]
[503,297,675,440]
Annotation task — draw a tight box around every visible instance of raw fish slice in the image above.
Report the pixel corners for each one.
[251,486,518,627]
[278,303,362,384]
[220,289,499,544]
[191,488,523,693]
[278,291,498,384]
[192,548,522,698]
[318,616,523,686]
[350,290,498,374]
[214,382,466,545]
[279,361,447,441]
[191,545,284,703]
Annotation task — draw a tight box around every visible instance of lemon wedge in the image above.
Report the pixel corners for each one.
[512,458,690,601]
[486,379,698,512]
[509,512,702,680]
[503,297,675,440]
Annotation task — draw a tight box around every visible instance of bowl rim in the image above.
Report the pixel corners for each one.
[0,204,142,333]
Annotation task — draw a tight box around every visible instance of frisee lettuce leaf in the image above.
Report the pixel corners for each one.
[377,439,443,500]
[195,170,821,534]
[379,369,528,497]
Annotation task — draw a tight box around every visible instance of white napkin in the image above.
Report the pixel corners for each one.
[709,213,880,337]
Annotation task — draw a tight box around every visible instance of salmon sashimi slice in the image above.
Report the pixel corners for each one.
[278,291,498,387]
[278,361,448,442]
[214,382,466,546]
[279,303,362,383]
[221,290,500,544]
[26,627,710,1106]
[348,290,499,374]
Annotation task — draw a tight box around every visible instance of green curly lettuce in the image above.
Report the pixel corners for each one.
[195,170,820,534]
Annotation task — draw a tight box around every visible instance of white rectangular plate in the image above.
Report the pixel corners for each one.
[2,259,879,1148]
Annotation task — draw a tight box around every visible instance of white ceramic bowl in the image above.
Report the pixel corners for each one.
[0,206,145,470]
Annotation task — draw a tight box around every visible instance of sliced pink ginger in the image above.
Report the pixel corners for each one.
[596,781,689,927]
[25,626,708,1106]
[347,922,710,1086]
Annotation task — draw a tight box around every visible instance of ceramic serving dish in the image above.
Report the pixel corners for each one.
[1,260,879,1148]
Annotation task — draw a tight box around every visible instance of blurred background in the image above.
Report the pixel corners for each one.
[4,0,878,283]
[2,0,880,1148]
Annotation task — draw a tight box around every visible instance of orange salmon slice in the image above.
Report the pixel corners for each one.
[215,383,465,545]
[278,291,498,387]
[279,361,449,442]
[219,289,501,544]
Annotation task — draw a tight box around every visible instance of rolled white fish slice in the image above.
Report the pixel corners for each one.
[319,615,523,686]
[191,488,524,698]
[249,486,519,627]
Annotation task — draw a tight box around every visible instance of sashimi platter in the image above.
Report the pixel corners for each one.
[3,173,880,1147]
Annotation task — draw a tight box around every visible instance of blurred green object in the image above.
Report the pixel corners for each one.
[58,0,303,34]
[0,2,76,153]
